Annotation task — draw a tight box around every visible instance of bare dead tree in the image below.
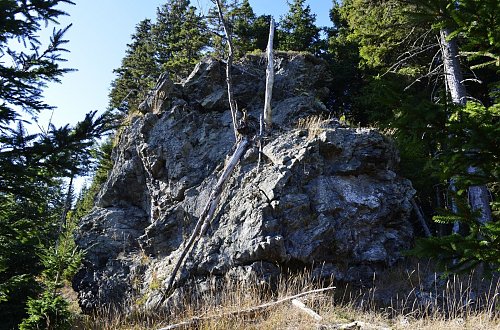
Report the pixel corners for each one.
[263,17,275,131]
[215,0,240,140]
[161,139,249,300]
[439,27,492,232]
[160,0,254,304]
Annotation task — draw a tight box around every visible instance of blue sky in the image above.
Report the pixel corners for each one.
[38,0,333,130]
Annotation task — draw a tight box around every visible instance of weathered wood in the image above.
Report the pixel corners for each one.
[338,321,390,330]
[440,28,467,106]
[258,113,264,167]
[291,298,323,322]
[162,138,249,300]
[200,139,249,235]
[440,28,492,229]
[467,166,492,225]
[157,286,336,330]
[158,2,250,303]
[216,0,239,140]
[263,17,275,131]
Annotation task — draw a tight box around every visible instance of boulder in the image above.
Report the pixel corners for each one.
[73,52,414,312]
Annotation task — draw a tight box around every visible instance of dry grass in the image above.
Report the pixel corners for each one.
[73,263,500,330]
[296,115,332,140]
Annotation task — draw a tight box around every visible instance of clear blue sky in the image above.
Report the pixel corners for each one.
[38,0,333,129]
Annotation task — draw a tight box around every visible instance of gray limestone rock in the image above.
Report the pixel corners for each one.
[73,53,415,313]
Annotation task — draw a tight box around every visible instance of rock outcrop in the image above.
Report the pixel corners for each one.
[72,53,415,312]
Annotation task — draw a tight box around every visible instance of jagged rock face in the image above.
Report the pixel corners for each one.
[72,53,414,312]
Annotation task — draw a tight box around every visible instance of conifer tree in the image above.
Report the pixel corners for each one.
[207,0,269,58]
[335,0,499,270]
[109,19,158,113]
[153,0,209,81]
[0,1,114,326]
[278,0,321,53]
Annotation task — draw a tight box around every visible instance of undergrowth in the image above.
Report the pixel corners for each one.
[72,261,499,330]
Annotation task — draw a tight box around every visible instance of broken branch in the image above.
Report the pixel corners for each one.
[291,298,323,322]
[162,138,249,300]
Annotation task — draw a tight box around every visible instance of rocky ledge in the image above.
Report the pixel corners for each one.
[72,53,415,312]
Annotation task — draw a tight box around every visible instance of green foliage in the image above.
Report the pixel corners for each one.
[230,0,270,54]
[333,0,499,274]
[0,111,114,196]
[207,0,270,58]
[153,0,209,80]
[337,0,427,69]
[20,291,72,330]
[19,206,83,329]
[109,19,159,114]
[0,1,114,327]
[406,0,499,50]
[324,1,362,118]
[109,0,209,114]
[277,0,321,54]
[410,218,500,274]
[409,102,499,272]
[0,183,65,327]
[0,0,75,122]
[433,102,499,187]
[71,137,114,221]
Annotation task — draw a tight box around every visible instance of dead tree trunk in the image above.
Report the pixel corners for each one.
[467,167,493,225]
[440,28,492,230]
[216,0,239,141]
[159,0,251,304]
[440,28,467,106]
[263,18,275,131]
[411,198,432,237]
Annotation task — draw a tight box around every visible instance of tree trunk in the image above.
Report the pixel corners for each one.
[216,0,239,140]
[263,18,275,131]
[440,28,466,106]
[159,1,250,303]
[162,138,249,303]
[440,28,492,230]
[467,166,492,225]
[411,199,432,237]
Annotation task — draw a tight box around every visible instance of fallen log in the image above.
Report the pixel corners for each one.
[157,286,336,330]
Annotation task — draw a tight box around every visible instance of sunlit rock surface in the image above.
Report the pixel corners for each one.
[72,53,414,312]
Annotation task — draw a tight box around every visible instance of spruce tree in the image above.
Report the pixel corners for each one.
[335,0,499,270]
[153,0,209,81]
[278,0,321,53]
[0,1,114,326]
[109,19,158,113]
[228,0,270,55]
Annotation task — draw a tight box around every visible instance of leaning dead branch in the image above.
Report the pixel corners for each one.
[411,198,432,238]
[157,286,336,330]
[161,139,249,299]
[159,3,278,308]
[160,0,250,304]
